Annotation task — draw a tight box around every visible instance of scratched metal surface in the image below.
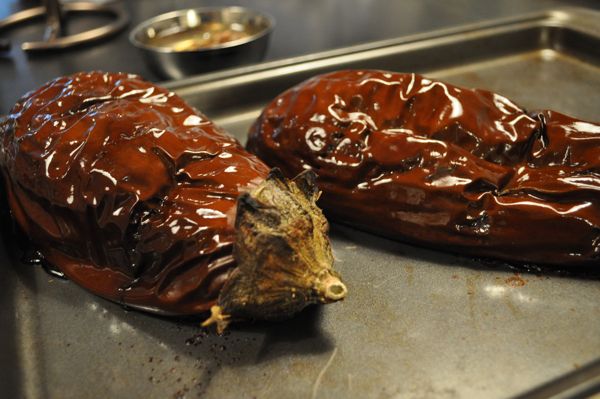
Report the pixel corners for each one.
[2,8,600,399]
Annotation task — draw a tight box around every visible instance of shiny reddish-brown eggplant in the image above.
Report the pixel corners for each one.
[247,70,600,267]
[0,72,346,329]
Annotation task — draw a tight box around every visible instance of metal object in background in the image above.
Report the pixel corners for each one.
[0,0,128,52]
[1,8,600,399]
[129,7,274,79]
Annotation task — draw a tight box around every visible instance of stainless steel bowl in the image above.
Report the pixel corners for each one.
[129,7,274,80]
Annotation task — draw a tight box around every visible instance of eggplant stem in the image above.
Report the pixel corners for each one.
[201,305,231,335]
[202,169,346,332]
[318,273,347,302]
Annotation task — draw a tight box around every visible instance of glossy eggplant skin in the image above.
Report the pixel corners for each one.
[0,72,270,315]
[247,70,600,267]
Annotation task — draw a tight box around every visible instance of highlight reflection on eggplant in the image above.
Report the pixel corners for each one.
[247,70,600,268]
[0,72,346,332]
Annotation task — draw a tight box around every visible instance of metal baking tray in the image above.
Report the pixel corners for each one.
[2,8,599,399]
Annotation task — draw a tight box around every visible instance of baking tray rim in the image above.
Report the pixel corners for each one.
[164,6,600,95]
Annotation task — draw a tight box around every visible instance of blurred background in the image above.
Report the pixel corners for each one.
[1,0,599,108]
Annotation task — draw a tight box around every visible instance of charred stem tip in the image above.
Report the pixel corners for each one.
[201,305,231,334]
[318,274,348,302]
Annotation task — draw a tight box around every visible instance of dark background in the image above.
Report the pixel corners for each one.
[1,0,599,110]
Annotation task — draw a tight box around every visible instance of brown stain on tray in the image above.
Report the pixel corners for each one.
[502,295,521,318]
[465,274,481,322]
[505,274,527,288]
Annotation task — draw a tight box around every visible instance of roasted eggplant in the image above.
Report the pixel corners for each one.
[0,72,346,332]
[247,70,600,267]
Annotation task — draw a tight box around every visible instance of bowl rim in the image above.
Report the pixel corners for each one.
[128,6,275,54]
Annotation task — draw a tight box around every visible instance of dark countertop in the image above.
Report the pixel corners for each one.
[1,0,599,110]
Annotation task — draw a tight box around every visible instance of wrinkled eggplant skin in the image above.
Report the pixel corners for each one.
[0,72,270,315]
[247,70,600,267]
